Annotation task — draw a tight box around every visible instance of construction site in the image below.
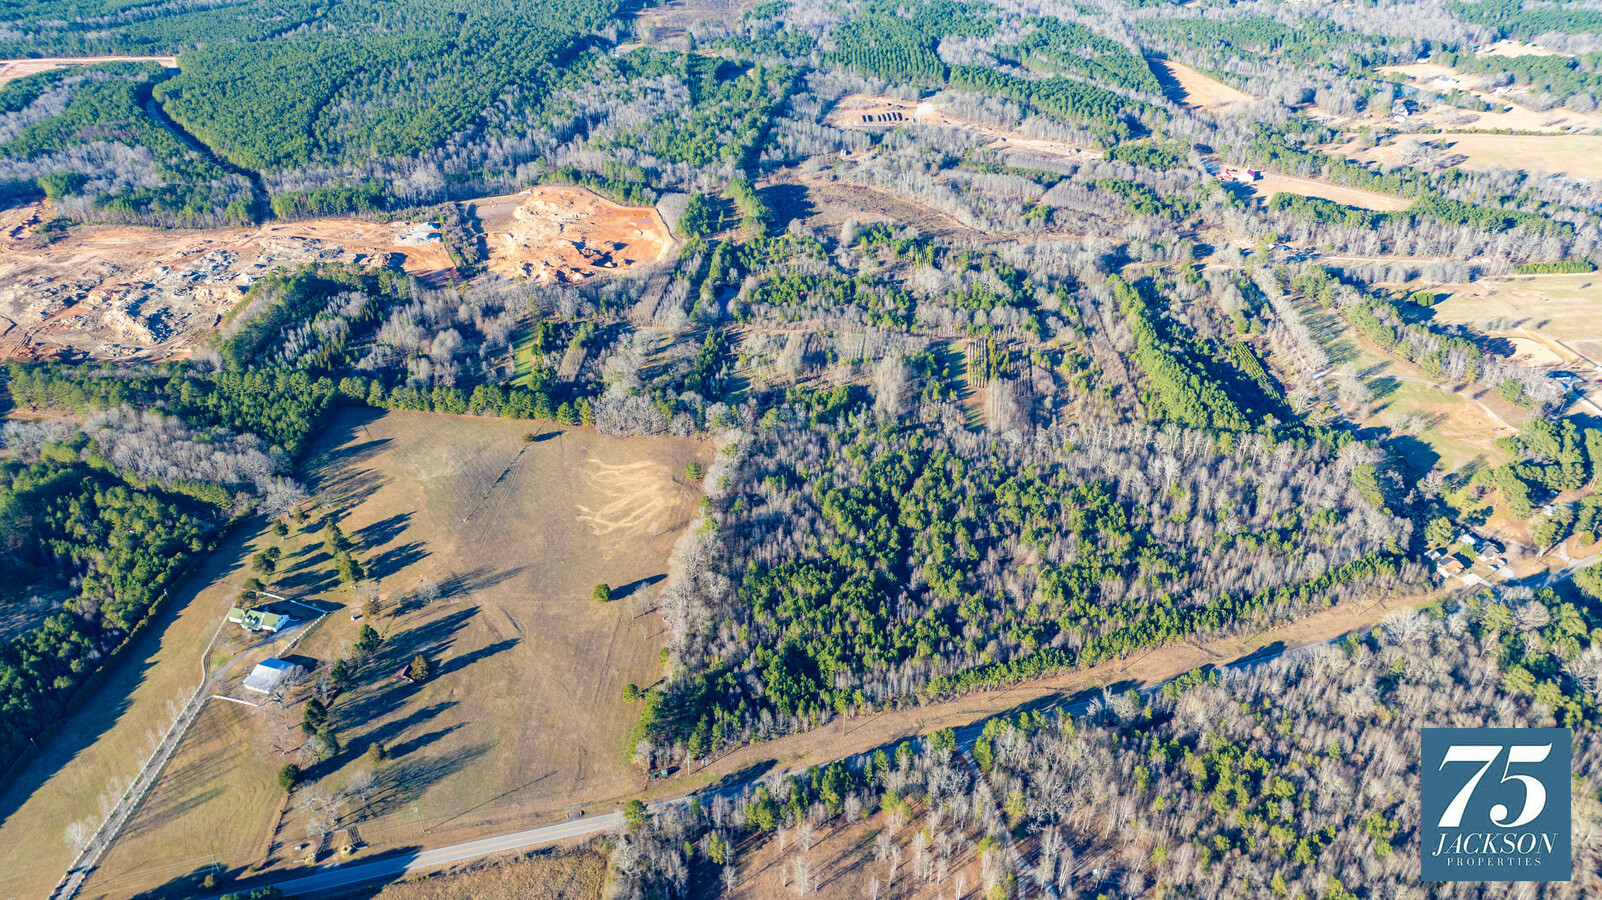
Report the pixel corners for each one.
[0,185,671,363]
[474,185,673,284]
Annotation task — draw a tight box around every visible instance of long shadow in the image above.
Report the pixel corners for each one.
[436,565,529,602]
[118,786,226,841]
[435,638,520,679]
[329,609,482,730]
[274,550,340,595]
[1144,55,1189,106]
[759,182,817,229]
[1384,434,1443,483]
[613,573,666,601]
[128,862,245,900]
[385,724,465,760]
[1237,639,1287,666]
[367,541,429,581]
[334,701,461,759]
[355,513,413,552]
[318,466,390,508]
[705,759,776,794]
[367,743,491,816]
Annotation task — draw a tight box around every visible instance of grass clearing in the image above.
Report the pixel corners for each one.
[363,846,606,900]
[1249,173,1411,211]
[1432,275,1602,365]
[1151,59,1257,114]
[1351,132,1602,181]
[81,409,707,898]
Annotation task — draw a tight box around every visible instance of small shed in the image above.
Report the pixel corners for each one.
[243,658,299,693]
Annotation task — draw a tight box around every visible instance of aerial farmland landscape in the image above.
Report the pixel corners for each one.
[2,0,1602,898]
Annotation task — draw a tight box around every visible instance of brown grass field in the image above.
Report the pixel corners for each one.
[1343,133,1602,181]
[0,56,177,85]
[1248,173,1411,211]
[1432,275,1602,365]
[79,410,707,899]
[362,846,606,900]
[1151,59,1256,115]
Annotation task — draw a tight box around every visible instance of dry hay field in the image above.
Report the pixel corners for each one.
[0,203,457,363]
[363,846,605,900]
[0,520,291,900]
[1476,40,1564,58]
[78,410,707,899]
[1343,132,1602,181]
[475,186,673,284]
[826,94,1101,161]
[1431,275,1602,367]
[0,55,177,85]
[1151,59,1257,115]
[1247,173,1411,211]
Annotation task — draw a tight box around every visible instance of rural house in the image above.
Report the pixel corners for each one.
[227,606,296,634]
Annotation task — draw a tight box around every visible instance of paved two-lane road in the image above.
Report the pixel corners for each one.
[269,811,626,897]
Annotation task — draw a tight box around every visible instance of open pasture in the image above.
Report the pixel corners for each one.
[78,409,706,898]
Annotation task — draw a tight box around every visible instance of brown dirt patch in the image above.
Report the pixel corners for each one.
[0,56,178,85]
[0,204,459,363]
[479,186,673,284]
[826,94,1100,160]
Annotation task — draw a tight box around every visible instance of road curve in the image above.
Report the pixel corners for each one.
[269,812,625,897]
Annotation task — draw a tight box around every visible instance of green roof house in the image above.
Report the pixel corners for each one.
[227,606,296,633]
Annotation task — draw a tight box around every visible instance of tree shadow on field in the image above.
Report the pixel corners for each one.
[1383,434,1442,483]
[1238,640,1287,666]
[613,573,666,601]
[705,758,776,794]
[128,862,251,900]
[386,724,466,759]
[391,607,481,659]
[435,638,520,679]
[760,182,817,230]
[368,541,429,581]
[436,565,528,602]
[356,512,413,552]
[367,743,491,816]
[335,700,461,761]
[274,550,340,595]
[317,465,389,508]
